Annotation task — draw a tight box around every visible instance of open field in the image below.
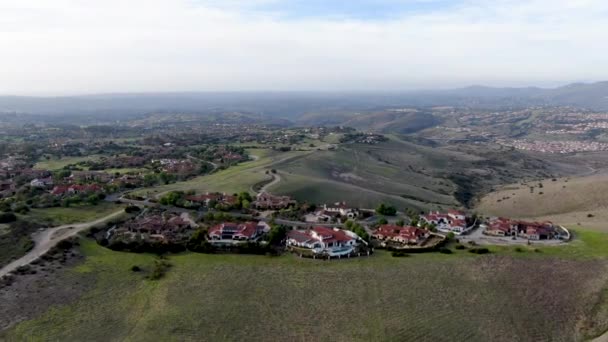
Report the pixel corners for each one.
[4,232,608,341]
[25,202,124,226]
[130,148,310,198]
[476,173,608,231]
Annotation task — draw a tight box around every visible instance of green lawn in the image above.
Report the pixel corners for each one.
[98,167,149,175]
[34,155,103,170]
[26,202,124,226]
[6,230,608,341]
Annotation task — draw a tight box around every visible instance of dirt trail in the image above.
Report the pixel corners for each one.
[0,210,124,278]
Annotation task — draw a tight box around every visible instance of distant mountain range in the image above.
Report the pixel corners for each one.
[1,82,607,124]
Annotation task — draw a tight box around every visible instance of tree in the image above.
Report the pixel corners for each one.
[242,199,251,210]
[446,232,455,241]
[396,219,405,227]
[238,191,252,203]
[86,194,100,205]
[349,222,369,242]
[378,217,388,225]
[143,174,158,186]
[267,225,288,245]
[159,191,184,206]
[376,203,397,216]
[237,192,252,209]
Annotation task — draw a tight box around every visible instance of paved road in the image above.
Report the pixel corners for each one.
[256,173,282,194]
[0,210,125,279]
[592,331,608,342]
[186,154,218,172]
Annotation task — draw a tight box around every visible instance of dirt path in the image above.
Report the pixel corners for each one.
[0,210,125,278]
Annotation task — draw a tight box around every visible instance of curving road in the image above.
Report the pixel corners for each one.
[0,210,125,279]
[256,173,282,194]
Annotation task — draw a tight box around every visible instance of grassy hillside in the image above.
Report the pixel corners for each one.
[476,174,608,231]
[4,236,608,341]
[270,144,459,209]
[34,155,102,170]
[342,110,441,134]
[268,136,567,210]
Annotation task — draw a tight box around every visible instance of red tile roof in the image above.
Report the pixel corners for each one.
[374,225,427,240]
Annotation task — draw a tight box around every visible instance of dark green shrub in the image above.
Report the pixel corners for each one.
[0,212,17,223]
[391,251,409,257]
[56,239,74,250]
[469,247,490,255]
[125,206,141,214]
[148,259,171,280]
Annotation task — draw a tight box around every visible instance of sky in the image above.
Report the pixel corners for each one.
[0,0,607,95]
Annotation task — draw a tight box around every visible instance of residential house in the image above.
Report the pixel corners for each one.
[123,214,196,241]
[111,175,143,188]
[485,217,518,237]
[22,169,52,180]
[420,210,468,234]
[313,209,341,222]
[154,159,196,174]
[30,177,54,188]
[70,171,113,183]
[185,193,222,206]
[485,218,557,240]
[373,225,430,245]
[287,227,360,256]
[322,202,359,219]
[51,184,103,196]
[253,192,296,210]
[185,192,239,208]
[208,221,271,241]
[517,221,557,240]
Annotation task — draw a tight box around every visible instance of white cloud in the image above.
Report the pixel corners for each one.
[0,0,606,94]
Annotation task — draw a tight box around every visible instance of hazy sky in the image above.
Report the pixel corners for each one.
[1,0,607,95]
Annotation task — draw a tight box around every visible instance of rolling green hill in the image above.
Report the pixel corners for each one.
[267,136,566,210]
